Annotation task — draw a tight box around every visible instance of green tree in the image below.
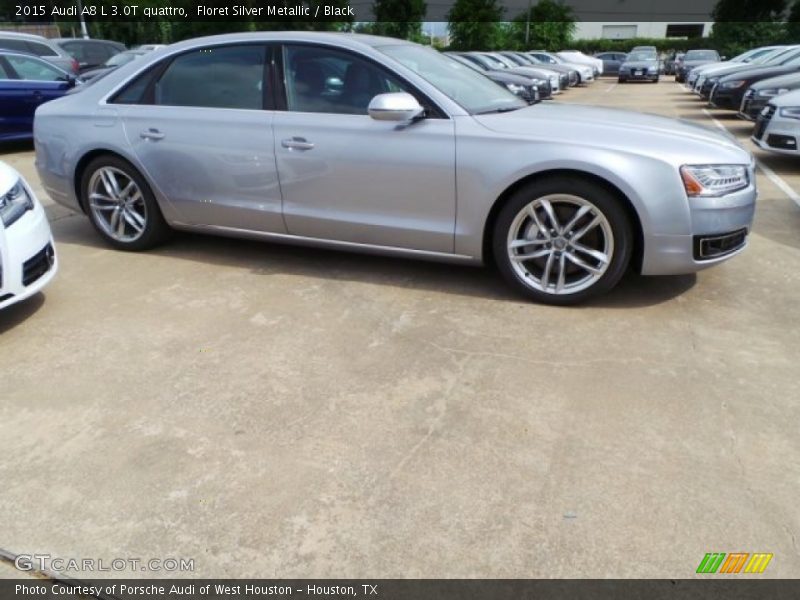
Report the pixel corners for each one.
[710,0,787,57]
[372,0,426,41]
[508,0,576,50]
[447,0,505,50]
[785,0,800,41]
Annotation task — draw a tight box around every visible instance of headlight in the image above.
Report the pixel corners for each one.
[505,83,525,95]
[680,165,749,197]
[0,180,34,227]
[778,106,800,119]
[720,80,745,89]
[757,88,789,97]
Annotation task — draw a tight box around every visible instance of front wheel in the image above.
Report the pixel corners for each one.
[81,155,171,251]
[492,177,633,305]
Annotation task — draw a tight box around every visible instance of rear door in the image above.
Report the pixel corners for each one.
[116,43,285,233]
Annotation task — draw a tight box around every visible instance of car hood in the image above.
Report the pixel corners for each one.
[684,60,717,68]
[750,71,800,91]
[697,62,753,78]
[473,103,749,162]
[720,65,796,83]
[622,60,658,68]
[766,88,800,107]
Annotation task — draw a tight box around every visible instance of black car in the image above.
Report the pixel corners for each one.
[675,49,720,83]
[594,52,627,75]
[445,53,546,102]
[664,52,684,75]
[53,38,125,72]
[738,72,800,120]
[618,51,660,83]
[710,50,800,110]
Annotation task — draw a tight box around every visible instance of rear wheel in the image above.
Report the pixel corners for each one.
[81,155,171,251]
[492,177,633,305]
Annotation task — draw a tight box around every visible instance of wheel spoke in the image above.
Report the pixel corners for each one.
[555,253,567,293]
[565,251,603,275]
[570,241,609,265]
[119,180,135,200]
[571,215,602,242]
[526,204,551,240]
[122,209,144,233]
[100,169,121,199]
[116,209,126,237]
[509,238,548,250]
[89,193,118,211]
[541,252,555,288]
[108,206,121,232]
[561,205,592,236]
[511,248,551,262]
[540,199,561,235]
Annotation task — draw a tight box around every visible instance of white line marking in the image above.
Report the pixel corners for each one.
[604,83,617,93]
[702,108,800,208]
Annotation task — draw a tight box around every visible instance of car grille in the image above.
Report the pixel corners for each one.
[740,89,755,116]
[22,243,54,287]
[753,105,776,140]
[693,229,748,261]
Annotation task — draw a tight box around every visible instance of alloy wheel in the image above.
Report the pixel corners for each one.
[87,167,148,243]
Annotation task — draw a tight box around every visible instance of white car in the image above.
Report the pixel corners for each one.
[0,161,57,309]
[557,50,604,75]
[752,88,800,155]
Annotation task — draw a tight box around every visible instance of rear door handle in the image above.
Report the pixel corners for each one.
[140,128,165,141]
[281,137,314,151]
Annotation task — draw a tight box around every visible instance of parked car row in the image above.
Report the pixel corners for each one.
[0,31,161,142]
[442,49,601,104]
[682,44,800,156]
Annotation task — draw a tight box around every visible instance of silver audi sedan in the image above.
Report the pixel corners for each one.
[34,32,757,304]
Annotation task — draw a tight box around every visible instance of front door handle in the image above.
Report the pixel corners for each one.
[140,128,165,141]
[281,137,314,151]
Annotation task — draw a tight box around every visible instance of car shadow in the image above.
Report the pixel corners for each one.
[0,140,35,155]
[0,292,45,334]
[54,217,697,310]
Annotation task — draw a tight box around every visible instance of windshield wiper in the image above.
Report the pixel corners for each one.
[475,106,523,115]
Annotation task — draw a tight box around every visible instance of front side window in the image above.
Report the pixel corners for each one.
[154,45,266,110]
[5,55,64,81]
[283,45,408,115]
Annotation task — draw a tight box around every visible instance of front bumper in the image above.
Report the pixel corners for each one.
[620,70,659,81]
[640,184,757,276]
[709,85,744,110]
[752,106,800,155]
[738,90,767,120]
[0,199,58,310]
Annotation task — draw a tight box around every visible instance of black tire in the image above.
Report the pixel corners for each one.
[80,155,171,251]
[492,176,634,305]
[618,78,626,83]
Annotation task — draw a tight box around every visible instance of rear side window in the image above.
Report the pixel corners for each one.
[26,41,59,57]
[62,42,111,64]
[0,39,30,52]
[154,45,266,110]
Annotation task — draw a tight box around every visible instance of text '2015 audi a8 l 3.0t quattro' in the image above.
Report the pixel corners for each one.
[34,33,757,305]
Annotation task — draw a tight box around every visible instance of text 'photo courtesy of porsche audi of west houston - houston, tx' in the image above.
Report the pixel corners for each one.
[34,32,757,305]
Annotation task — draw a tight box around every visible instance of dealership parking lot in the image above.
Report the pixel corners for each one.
[1,79,799,579]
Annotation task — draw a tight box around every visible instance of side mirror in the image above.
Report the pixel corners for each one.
[368,92,424,122]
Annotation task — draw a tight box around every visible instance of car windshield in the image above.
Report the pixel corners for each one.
[685,51,718,61]
[627,52,656,62]
[379,44,526,115]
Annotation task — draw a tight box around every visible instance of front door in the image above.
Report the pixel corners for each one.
[273,44,456,253]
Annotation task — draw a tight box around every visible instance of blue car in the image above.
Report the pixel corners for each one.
[1,50,77,142]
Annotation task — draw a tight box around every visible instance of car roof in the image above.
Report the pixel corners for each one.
[0,31,48,41]
[53,37,124,45]
[161,31,410,54]
[0,48,67,68]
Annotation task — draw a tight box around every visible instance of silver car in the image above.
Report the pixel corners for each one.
[34,32,757,304]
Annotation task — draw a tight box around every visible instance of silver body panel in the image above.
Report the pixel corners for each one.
[34,32,757,277]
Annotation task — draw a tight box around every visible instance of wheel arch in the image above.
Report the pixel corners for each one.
[73,148,134,213]
[481,168,645,273]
